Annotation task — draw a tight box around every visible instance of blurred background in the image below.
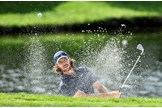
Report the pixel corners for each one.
[0,1,162,97]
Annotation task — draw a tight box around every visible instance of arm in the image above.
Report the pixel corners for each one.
[85,92,120,98]
[73,80,121,98]
[92,80,121,98]
[73,80,109,97]
[73,90,120,98]
[92,80,109,93]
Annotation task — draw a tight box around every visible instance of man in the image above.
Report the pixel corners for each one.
[54,51,121,98]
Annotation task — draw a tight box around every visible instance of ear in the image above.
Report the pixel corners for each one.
[54,64,58,68]
[54,64,58,73]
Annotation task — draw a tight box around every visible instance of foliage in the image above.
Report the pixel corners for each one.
[0,1,162,26]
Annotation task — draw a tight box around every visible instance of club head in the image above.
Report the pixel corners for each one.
[137,44,144,54]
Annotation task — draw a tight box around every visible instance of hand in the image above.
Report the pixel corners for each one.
[110,91,121,98]
[73,90,86,97]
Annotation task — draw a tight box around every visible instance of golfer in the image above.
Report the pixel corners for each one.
[53,51,121,98]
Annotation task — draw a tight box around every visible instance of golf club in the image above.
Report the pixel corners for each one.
[119,44,144,92]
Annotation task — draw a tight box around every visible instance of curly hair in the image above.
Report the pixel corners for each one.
[54,57,75,75]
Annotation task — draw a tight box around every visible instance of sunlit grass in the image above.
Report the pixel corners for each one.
[0,1,161,27]
[0,32,162,46]
[0,93,162,107]
[0,33,108,46]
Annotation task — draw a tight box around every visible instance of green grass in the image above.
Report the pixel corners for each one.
[0,33,109,68]
[1,32,162,68]
[0,93,162,107]
[0,1,162,27]
[0,32,162,46]
[0,33,109,48]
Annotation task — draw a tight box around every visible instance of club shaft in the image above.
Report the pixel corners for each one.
[119,52,143,91]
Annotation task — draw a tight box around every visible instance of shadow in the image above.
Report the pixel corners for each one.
[1,16,162,36]
[107,1,162,14]
[0,1,65,14]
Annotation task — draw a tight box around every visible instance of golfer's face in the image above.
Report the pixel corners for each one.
[58,57,70,71]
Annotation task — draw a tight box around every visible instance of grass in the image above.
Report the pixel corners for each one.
[0,33,109,68]
[0,33,109,50]
[0,93,162,107]
[0,32,162,46]
[0,1,162,27]
[0,32,162,56]
[1,32,162,68]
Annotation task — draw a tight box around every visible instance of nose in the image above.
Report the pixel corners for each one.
[62,60,67,65]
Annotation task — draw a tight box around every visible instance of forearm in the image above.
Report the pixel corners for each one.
[92,80,109,93]
[73,90,121,98]
[97,85,109,93]
[83,93,120,98]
